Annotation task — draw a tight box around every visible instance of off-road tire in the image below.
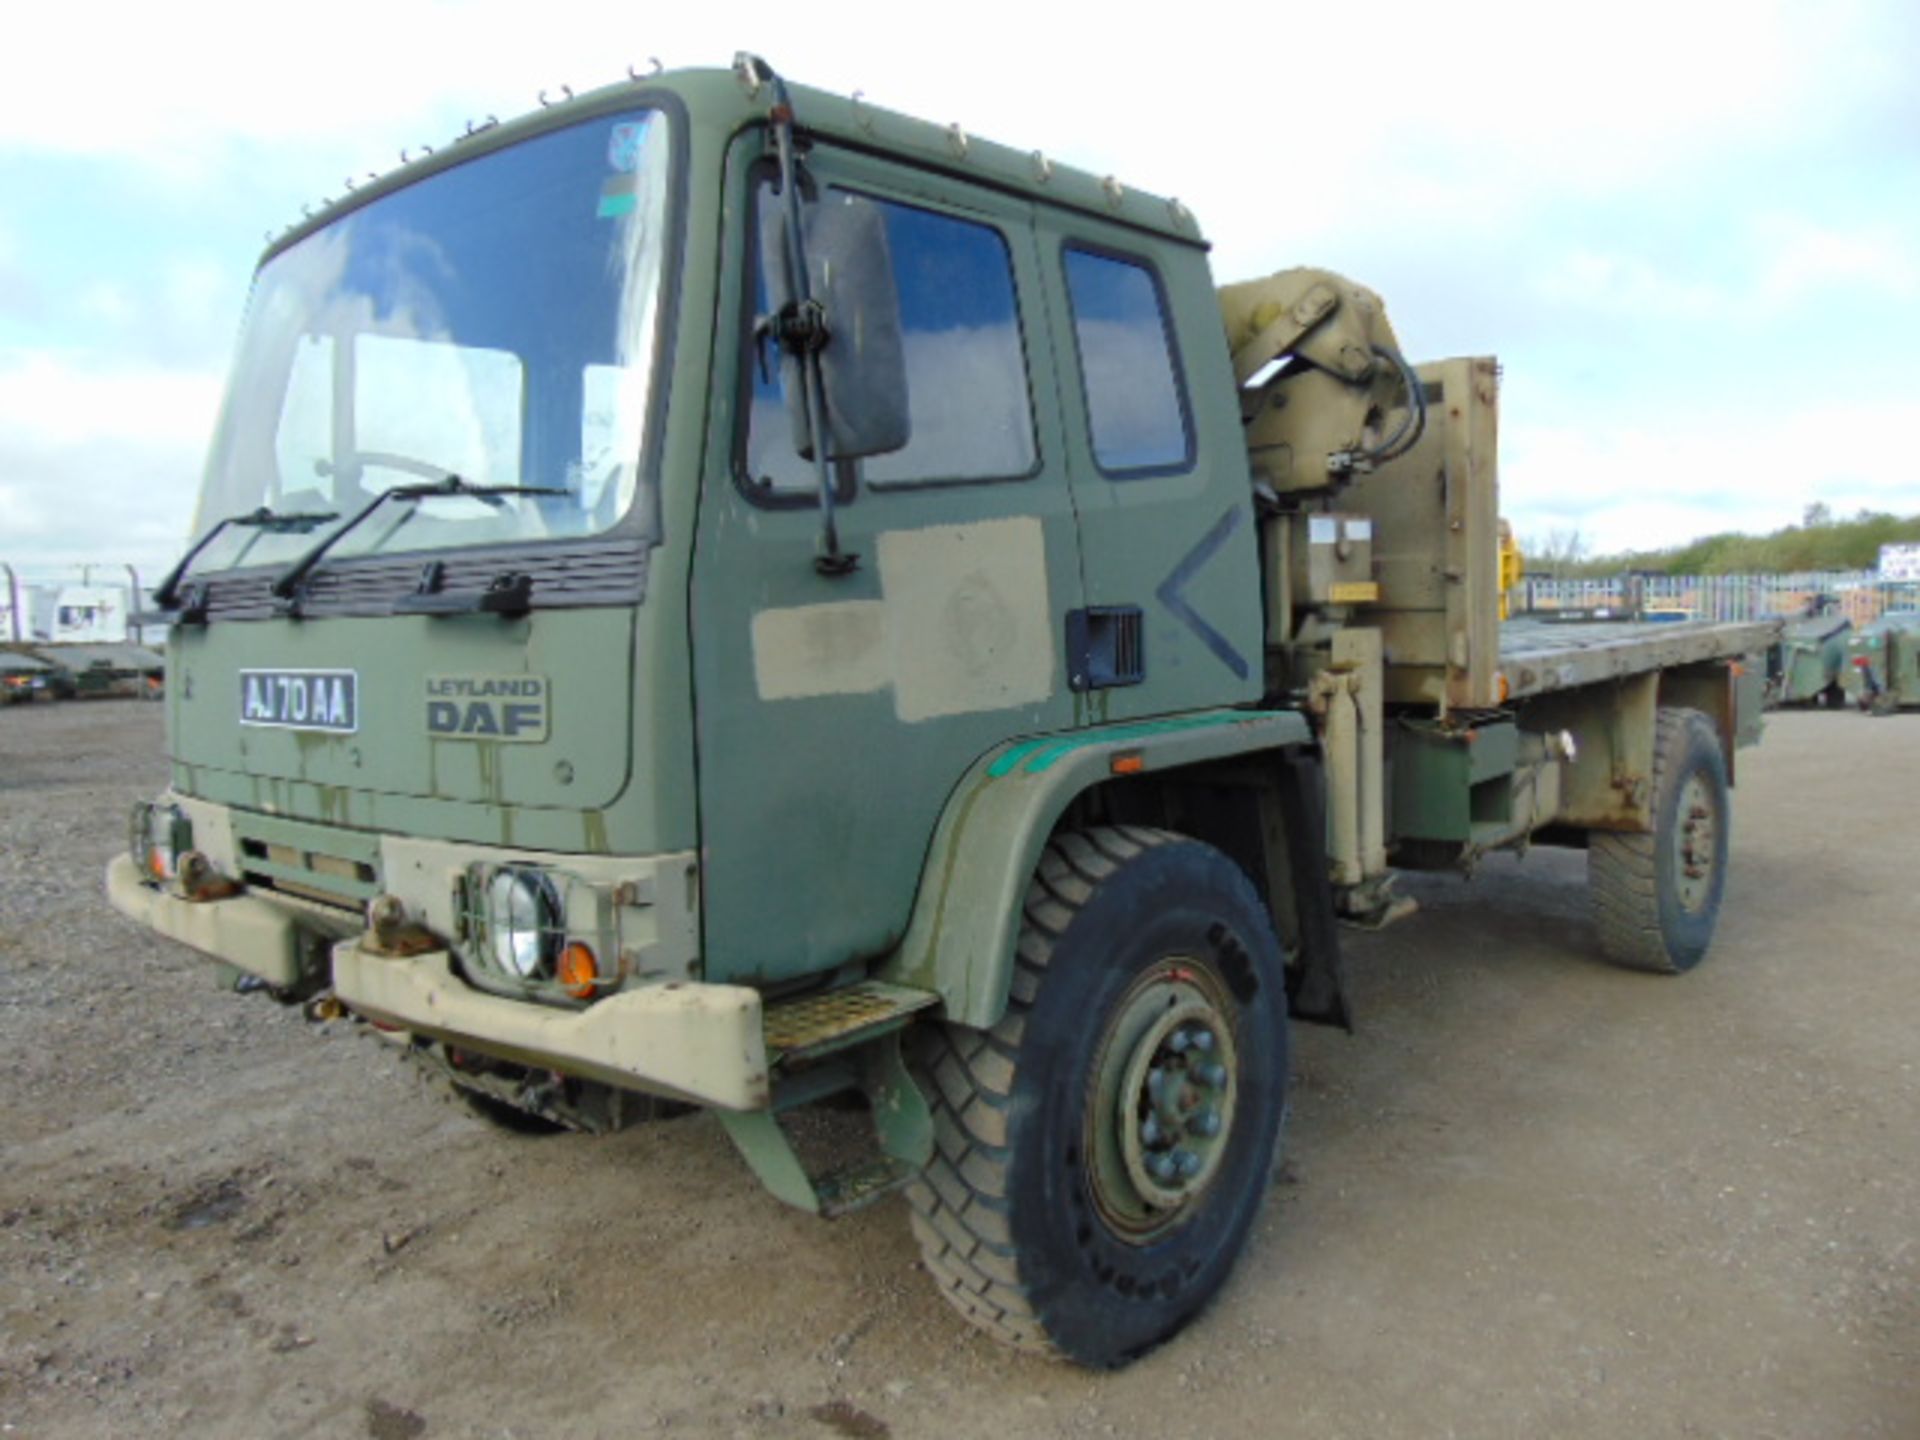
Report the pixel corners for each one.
[904,826,1290,1368]
[1589,707,1730,974]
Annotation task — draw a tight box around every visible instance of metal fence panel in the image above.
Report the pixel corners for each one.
[1518,572,1916,626]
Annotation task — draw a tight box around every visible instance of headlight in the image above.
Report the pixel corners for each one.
[130,802,191,882]
[484,868,561,979]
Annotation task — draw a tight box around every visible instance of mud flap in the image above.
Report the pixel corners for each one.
[1277,747,1351,1030]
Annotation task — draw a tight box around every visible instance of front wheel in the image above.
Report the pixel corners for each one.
[905,826,1290,1367]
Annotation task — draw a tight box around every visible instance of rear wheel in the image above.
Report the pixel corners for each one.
[905,826,1289,1367]
[1589,707,1730,974]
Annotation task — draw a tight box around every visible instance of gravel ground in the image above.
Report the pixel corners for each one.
[1,700,1915,1439]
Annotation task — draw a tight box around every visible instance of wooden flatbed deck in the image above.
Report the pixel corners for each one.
[1497,617,1780,701]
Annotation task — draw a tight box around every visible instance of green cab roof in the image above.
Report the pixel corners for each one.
[265,63,1206,266]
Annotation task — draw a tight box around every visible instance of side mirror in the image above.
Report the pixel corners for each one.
[763,194,911,462]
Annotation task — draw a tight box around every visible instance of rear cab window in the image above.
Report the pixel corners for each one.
[1061,246,1193,477]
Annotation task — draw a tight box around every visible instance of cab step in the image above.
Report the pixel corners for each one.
[763,980,940,1066]
[812,1156,919,1217]
[719,985,940,1217]
[717,1110,923,1218]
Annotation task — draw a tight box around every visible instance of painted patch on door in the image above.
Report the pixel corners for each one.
[876,517,1053,722]
[748,517,1054,722]
[751,601,889,701]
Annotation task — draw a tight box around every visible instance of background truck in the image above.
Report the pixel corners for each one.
[1768,595,1852,707]
[109,58,1775,1368]
[1843,609,1920,712]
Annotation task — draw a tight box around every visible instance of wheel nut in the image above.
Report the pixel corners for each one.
[1189,1029,1215,1053]
[1147,1152,1179,1182]
[1141,1115,1163,1146]
[1189,1109,1221,1138]
[1174,1149,1203,1179]
[1167,1029,1191,1054]
[1198,1062,1228,1089]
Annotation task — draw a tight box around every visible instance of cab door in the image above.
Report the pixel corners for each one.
[689,135,1085,987]
[1034,215,1264,722]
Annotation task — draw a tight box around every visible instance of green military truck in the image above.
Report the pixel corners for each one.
[109,58,1776,1367]
[1768,598,1852,708]
[1842,609,1920,712]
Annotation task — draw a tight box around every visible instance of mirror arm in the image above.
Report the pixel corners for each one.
[751,54,859,577]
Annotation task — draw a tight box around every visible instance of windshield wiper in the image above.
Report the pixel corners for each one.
[151,505,340,610]
[268,475,567,609]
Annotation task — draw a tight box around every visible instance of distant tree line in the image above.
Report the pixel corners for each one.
[1524,507,1920,578]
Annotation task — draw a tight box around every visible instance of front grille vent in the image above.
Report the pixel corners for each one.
[191,536,650,624]
[237,838,378,910]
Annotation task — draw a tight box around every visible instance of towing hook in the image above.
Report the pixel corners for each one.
[177,851,239,903]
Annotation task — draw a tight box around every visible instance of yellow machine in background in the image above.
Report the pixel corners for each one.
[1499,522,1523,619]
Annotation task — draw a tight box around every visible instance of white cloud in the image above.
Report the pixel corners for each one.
[0,352,223,449]
[0,0,1879,184]
[78,282,133,325]
[1755,218,1919,305]
[2,0,1916,574]
[0,352,216,571]
[0,433,202,575]
[1523,215,1920,339]
[1504,400,1920,554]
[1529,251,1728,323]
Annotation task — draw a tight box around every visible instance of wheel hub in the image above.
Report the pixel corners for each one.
[1087,963,1238,1242]
[1674,773,1719,912]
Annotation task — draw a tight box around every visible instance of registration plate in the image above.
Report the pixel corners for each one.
[239,669,359,733]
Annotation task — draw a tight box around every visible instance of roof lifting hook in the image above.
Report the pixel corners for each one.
[628,58,663,81]
[538,83,574,108]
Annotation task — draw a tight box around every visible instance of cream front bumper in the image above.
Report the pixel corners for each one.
[331,943,771,1112]
[108,853,771,1112]
[105,853,310,988]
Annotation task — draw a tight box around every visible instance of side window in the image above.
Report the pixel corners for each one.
[744,182,1036,495]
[1062,247,1191,476]
[863,199,1034,486]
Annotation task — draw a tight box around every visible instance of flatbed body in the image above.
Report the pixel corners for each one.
[1497,617,1777,700]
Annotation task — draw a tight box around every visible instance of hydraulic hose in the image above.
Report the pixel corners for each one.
[1360,343,1427,465]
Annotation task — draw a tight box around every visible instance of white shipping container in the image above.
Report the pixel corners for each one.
[1880,544,1920,583]
[24,584,131,644]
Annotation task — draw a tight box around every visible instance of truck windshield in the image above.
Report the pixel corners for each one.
[187,108,673,580]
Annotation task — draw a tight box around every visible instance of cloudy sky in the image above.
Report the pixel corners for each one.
[2,0,1916,580]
